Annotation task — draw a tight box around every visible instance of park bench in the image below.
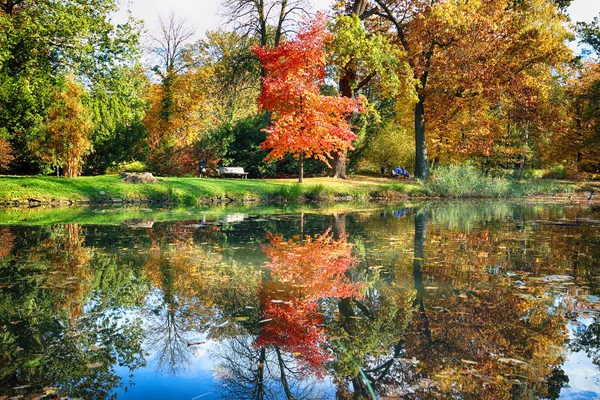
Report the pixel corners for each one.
[219,167,249,179]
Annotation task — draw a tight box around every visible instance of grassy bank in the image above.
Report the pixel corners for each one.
[0,175,421,206]
[0,172,591,207]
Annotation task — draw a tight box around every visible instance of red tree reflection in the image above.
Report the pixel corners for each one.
[255,229,363,375]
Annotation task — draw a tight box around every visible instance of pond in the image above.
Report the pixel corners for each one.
[1,201,600,399]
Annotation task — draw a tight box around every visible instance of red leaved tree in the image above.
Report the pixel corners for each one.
[255,229,364,375]
[252,14,365,182]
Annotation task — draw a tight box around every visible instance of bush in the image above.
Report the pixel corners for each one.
[542,164,567,179]
[426,164,509,198]
[274,184,303,200]
[426,163,573,198]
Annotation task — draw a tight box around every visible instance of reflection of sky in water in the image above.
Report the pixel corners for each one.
[113,336,336,399]
[113,348,217,399]
[114,288,338,399]
[561,322,600,399]
[561,351,600,399]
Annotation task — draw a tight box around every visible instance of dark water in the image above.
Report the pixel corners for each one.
[1,201,600,400]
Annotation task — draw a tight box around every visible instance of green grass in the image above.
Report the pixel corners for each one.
[425,164,574,198]
[0,170,585,207]
[0,175,422,206]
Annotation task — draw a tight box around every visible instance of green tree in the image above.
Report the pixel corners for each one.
[84,67,149,174]
[0,0,142,173]
[577,14,600,55]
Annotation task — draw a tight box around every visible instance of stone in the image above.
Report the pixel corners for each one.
[120,172,158,184]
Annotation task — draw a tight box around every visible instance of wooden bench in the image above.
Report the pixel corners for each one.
[219,167,249,179]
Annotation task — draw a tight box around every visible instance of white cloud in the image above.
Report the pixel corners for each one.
[568,0,600,23]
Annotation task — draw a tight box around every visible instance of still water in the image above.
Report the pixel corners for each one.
[1,201,600,400]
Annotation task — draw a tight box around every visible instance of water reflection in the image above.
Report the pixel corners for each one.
[0,202,599,399]
[0,224,146,399]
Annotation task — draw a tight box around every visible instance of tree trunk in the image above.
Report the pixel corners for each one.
[413,210,427,298]
[415,97,430,180]
[275,347,294,400]
[298,152,304,183]
[256,347,266,400]
[331,213,347,240]
[329,152,347,179]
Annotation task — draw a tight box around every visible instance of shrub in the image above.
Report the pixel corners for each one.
[542,164,567,179]
[305,184,332,200]
[426,164,508,198]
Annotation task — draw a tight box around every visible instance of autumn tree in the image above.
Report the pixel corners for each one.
[257,229,363,374]
[195,30,261,125]
[253,15,365,182]
[29,78,93,177]
[552,15,600,172]
[368,0,571,179]
[145,13,202,174]
[327,1,414,178]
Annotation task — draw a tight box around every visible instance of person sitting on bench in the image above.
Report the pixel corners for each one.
[392,166,410,179]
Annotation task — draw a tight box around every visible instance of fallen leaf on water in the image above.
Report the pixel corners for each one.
[498,358,528,366]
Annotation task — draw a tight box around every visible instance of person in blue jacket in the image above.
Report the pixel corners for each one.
[393,166,411,179]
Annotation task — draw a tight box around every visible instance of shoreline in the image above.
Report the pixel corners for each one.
[0,174,595,208]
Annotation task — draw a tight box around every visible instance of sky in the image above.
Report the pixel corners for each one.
[114,0,334,41]
[113,0,600,44]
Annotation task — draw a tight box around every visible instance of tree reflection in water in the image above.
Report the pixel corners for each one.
[1,202,598,399]
[212,228,363,399]
[0,224,146,399]
[144,209,573,399]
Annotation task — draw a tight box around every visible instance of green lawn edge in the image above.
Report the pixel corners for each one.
[0,174,592,207]
[0,175,422,205]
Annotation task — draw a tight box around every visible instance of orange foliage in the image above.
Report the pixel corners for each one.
[0,140,13,172]
[144,68,214,175]
[546,61,600,170]
[30,78,93,177]
[256,229,363,374]
[42,225,92,318]
[253,14,365,166]
[375,0,571,168]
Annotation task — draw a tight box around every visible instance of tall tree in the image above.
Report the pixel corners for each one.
[145,13,204,174]
[578,15,600,55]
[29,78,93,177]
[370,0,571,179]
[84,66,149,174]
[149,12,195,123]
[253,15,365,182]
[328,0,413,178]
[221,0,310,132]
[220,0,309,49]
